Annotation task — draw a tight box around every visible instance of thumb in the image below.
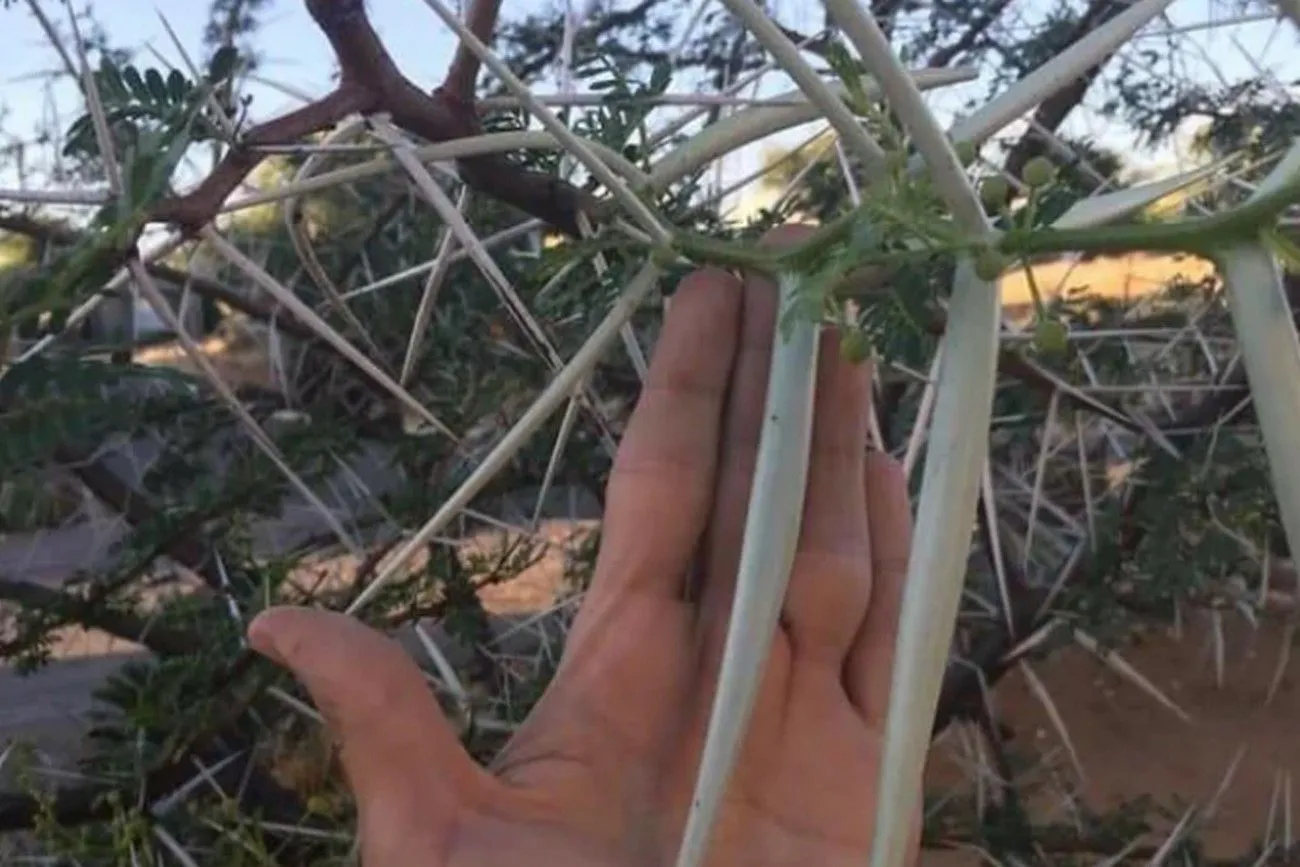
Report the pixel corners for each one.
[247,606,486,816]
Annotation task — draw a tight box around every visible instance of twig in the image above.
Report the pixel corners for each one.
[0,577,196,657]
[443,0,503,100]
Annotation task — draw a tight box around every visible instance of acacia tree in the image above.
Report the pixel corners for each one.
[0,0,1298,864]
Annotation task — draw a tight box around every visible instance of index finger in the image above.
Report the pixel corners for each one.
[591,267,743,601]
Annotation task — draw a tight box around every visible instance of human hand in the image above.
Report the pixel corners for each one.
[246,225,919,867]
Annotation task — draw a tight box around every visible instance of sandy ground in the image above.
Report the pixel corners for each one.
[924,611,1300,863]
[134,330,277,390]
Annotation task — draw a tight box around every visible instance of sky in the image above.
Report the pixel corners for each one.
[0,0,489,148]
[0,0,1297,208]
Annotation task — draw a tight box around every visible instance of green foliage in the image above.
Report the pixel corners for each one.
[0,357,201,473]
[63,48,239,165]
[569,53,675,167]
[1071,429,1279,635]
[0,49,242,336]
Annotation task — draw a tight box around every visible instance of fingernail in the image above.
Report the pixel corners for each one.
[246,612,284,665]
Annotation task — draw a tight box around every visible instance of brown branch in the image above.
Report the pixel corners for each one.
[152,84,375,232]
[150,0,598,240]
[149,263,315,341]
[0,577,197,657]
[443,0,504,101]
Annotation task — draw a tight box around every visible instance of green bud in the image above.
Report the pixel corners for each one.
[839,328,872,365]
[1022,156,1058,188]
[979,176,1010,210]
[649,245,678,270]
[1034,317,1069,355]
[953,140,978,168]
[972,248,1008,282]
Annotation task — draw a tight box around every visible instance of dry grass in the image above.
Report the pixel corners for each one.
[129,252,1219,393]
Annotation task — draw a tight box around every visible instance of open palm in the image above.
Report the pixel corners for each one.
[248,226,918,867]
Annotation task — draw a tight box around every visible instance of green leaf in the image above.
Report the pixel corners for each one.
[62,115,94,157]
[848,217,881,255]
[166,69,189,104]
[121,65,150,103]
[124,144,162,209]
[0,235,124,335]
[141,123,194,205]
[824,39,870,115]
[144,68,169,105]
[96,59,127,101]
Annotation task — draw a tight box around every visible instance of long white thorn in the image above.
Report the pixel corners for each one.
[1216,140,1300,590]
[674,273,820,867]
[346,263,662,615]
[869,261,1001,867]
[371,117,618,454]
[947,0,1176,149]
[400,188,470,387]
[714,0,887,175]
[823,0,988,232]
[201,227,457,439]
[417,0,670,242]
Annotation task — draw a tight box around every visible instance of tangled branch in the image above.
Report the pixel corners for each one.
[154,0,598,238]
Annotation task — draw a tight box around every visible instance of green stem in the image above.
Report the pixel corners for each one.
[1022,261,1048,320]
[668,170,1300,275]
[671,204,863,271]
[989,174,1300,257]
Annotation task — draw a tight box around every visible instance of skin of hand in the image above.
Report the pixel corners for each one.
[246,224,921,867]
